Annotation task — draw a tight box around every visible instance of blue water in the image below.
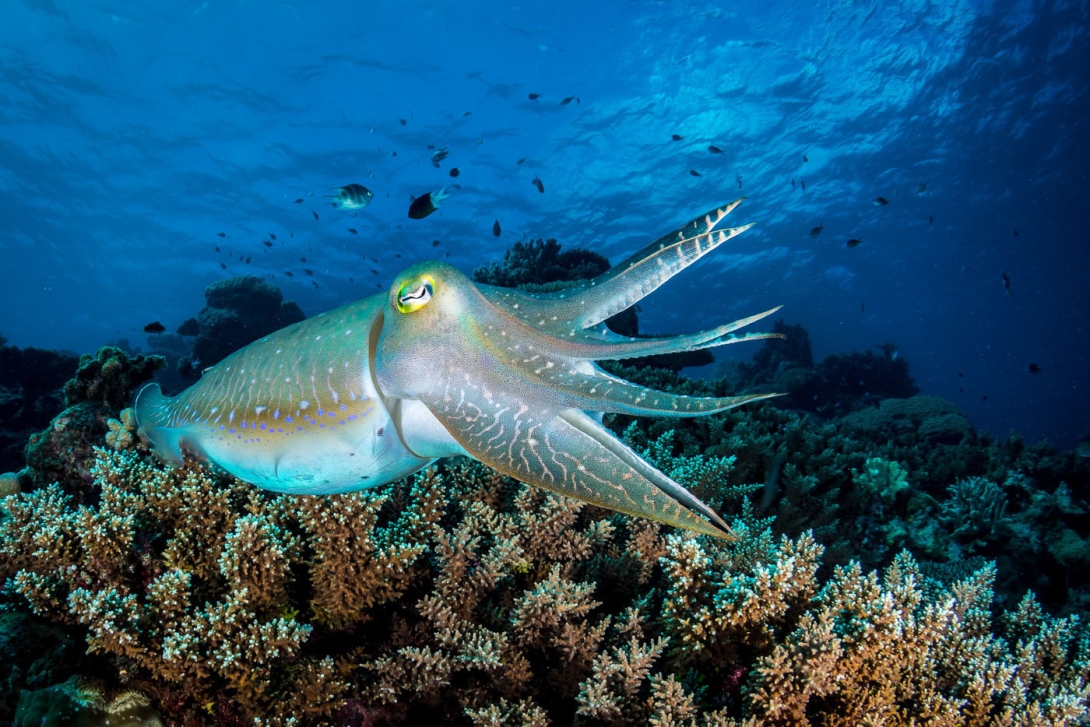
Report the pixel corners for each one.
[1,0,1086,449]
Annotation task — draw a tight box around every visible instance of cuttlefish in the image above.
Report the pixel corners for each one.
[135,198,782,539]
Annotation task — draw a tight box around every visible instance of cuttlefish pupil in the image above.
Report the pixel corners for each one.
[396,278,434,313]
[134,198,783,540]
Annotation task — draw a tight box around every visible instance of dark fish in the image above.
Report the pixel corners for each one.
[449,167,460,178]
[493,219,501,237]
[284,271,294,277]
[219,262,226,270]
[532,175,544,193]
[349,277,354,283]
[246,256,252,263]
[304,268,314,276]
[803,154,809,162]
[671,134,683,141]
[143,321,166,334]
[561,95,580,105]
[217,232,226,237]
[300,257,307,262]
[528,93,540,100]
[516,158,526,165]
[399,118,407,125]
[873,197,890,206]
[391,150,397,156]
[430,148,449,166]
[810,224,825,238]
[313,211,320,220]
[958,372,964,377]
[1002,272,1013,298]
[800,180,807,191]
[689,169,701,176]
[294,198,304,204]
[329,184,374,210]
[432,239,441,247]
[791,178,796,188]
[263,240,273,248]
[1013,227,1019,237]
[215,246,220,252]
[915,183,927,194]
[371,269,378,274]
[929,215,934,224]
[269,233,277,240]
[982,394,989,402]
[736,174,743,189]
[407,187,449,219]
[708,145,722,154]
[846,238,863,248]
[1029,363,1041,374]
[860,301,865,313]
[463,110,472,116]
[347,228,357,235]
[312,281,318,288]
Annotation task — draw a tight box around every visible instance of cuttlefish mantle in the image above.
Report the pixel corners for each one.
[135,198,782,539]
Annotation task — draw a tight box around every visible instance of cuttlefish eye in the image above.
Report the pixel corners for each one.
[395,276,435,313]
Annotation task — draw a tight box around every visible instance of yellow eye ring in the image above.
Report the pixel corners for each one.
[396,276,435,313]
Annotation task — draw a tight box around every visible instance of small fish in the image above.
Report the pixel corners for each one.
[873,197,890,206]
[269,233,277,240]
[449,167,460,178]
[1002,272,1013,298]
[736,174,743,189]
[561,95,580,105]
[846,238,863,248]
[803,154,809,162]
[689,169,701,177]
[399,118,407,125]
[493,219,502,237]
[300,257,306,262]
[313,211,320,220]
[263,240,273,248]
[430,148,449,166]
[528,93,540,100]
[217,232,226,237]
[463,111,471,116]
[860,301,865,313]
[219,262,226,270]
[1013,227,1019,237]
[915,183,928,194]
[708,145,722,154]
[348,228,357,235]
[958,372,964,378]
[408,187,449,219]
[284,271,294,277]
[371,269,378,274]
[294,198,304,204]
[1028,363,1041,374]
[791,178,796,188]
[801,180,807,191]
[532,175,544,193]
[329,184,374,210]
[432,239,441,247]
[143,321,166,334]
[929,215,934,224]
[671,134,683,141]
[982,394,989,402]
[215,246,220,252]
[245,256,251,263]
[304,269,314,276]
[810,224,825,239]
[516,158,526,165]
[312,281,318,288]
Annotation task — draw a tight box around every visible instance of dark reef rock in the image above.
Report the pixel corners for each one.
[183,276,305,375]
[0,341,79,473]
[472,238,609,287]
[24,347,164,500]
[736,321,918,415]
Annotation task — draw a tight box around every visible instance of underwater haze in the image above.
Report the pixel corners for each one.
[0,0,1087,450]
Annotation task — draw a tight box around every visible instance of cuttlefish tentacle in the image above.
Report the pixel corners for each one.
[501,198,753,334]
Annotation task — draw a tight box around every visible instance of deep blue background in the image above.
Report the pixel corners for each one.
[1,0,1086,448]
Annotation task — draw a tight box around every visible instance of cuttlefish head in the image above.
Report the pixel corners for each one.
[375,199,783,539]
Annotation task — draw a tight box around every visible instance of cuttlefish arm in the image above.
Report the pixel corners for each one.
[376,201,780,539]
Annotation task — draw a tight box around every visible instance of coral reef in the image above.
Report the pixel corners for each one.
[3,326,1090,724]
[472,238,609,288]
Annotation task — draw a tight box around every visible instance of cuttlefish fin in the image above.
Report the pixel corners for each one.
[420,390,735,539]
